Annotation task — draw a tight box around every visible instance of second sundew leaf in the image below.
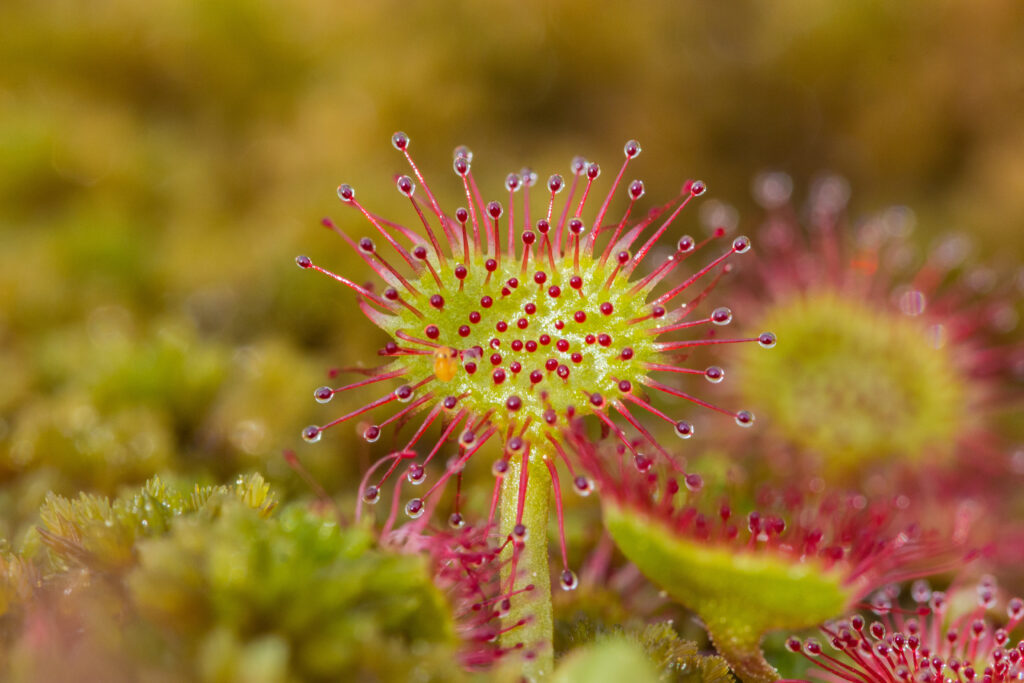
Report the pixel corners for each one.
[603,502,850,683]
[604,503,849,631]
[567,433,971,683]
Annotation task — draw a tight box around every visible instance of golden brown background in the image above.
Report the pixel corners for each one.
[1,0,1022,529]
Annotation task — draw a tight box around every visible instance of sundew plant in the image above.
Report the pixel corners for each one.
[1,135,1016,683]
[297,132,776,677]
[3,4,1024,683]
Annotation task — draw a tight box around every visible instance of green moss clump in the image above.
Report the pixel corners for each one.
[31,473,276,574]
[125,500,458,682]
[1,474,467,683]
[555,620,732,683]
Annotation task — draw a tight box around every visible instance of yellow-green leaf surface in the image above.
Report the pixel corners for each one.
[604,501,853,682]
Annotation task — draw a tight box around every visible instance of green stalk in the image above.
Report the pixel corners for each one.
[703,617,780,683]
[499,454,553,680]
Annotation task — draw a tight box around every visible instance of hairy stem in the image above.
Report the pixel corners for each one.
[703,617,780,683]
[500,454,553,679]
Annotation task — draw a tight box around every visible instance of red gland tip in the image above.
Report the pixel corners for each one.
[405,497,424,518]
[391,131,409,151]
[629,179,645,200]
[573,476,594,496]
[734,410,755,427]
[711,307,733,325]
[337,183,355,202]
[758,331,777,348]
[396,174,415,196]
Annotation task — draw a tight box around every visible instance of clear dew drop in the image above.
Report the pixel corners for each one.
[396,174,415,197]
[336,183,355,202]
[362,485,380,504]
[573,475,594,497]
[363,425,381,443]
[406,464,426,485]
[629,179,645,200]
[758,331,777,349]
[448,512,465,529]
[405,498,425,519]
[391,131,409,151]
[1007,597,1023,620]
[301,425,321,443]
[633,453,653,473]
[560,569,579,591]
[735,410,755,427]
[732,235,751,253]
[704,366,725,383]
[313,386,333,404]
[711,307,733,325]
[674,421,694,439]
[911,579,932,603]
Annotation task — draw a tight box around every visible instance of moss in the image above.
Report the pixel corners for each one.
[1,474,469,682]
[555,620,732,683]
[126,502,459,681]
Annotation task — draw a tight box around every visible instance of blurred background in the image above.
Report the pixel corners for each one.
[1,0,1022,541]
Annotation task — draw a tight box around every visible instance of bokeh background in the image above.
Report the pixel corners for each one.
[2,0,1023,539]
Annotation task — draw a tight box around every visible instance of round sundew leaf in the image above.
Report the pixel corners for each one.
[737,291,965,471]
[602,501,853,683]
[371,251,664,447]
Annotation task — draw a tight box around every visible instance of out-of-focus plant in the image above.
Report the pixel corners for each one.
[569,433,978,683]
[724,173,1023,486]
